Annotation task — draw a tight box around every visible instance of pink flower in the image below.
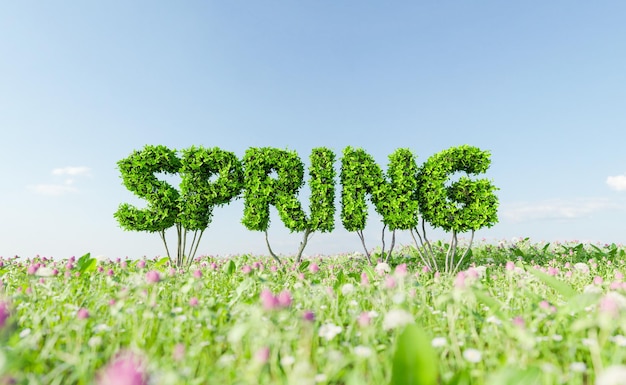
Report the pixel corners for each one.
[255,346,270,364]
[241,265,252,274]
[616,272,624,280]
[172,344,185,362]
[27,264,39,275]
[512,316,525,328]
[385,275,397,289]
[0,301,10,329]
[77,308,90,319]
[145,271,160,284]
[454,271,466,289]
[358,312,371,327]
[309,263,320,274]
[277,291,293,307]
[505,261,515,271]
[136,260,146,269]
[594,276,604,285]
[189,297,199,307]
[302,310,315,322]
[193,269,203,279]
[394,263,408,277]
[548,267,559,276]
[360,272,369,286]
[96,351,148,385]
[260,289,279,310]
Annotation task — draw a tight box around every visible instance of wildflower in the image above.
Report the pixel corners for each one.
[596,365,626,385]
[193,269,203,278]
[385,276,397,289]
[394,263,408,277]
[145,271,160,284]
[574,263,590,274]
[35,267,55,277]
[260,289,279,310]
[358,311,371,327]
[0,301,10,329]
[255,346,270,364]
[341,283,355,295]
[512,316,525,328]
[319,323,342,340]
[610,335,626,347]
[280,355,295,367]
[136,260,146,269]
[454,271,466,289]
[431,337,447,348]
[302,310,315,322]
[309,263,320,273]
[360,272,369,286]
[77,308,90,319]
[570,362,587,372]
[189,297,199,307]
[505,261,515,271]
[277,290,293,308]
[462,348,482,363]
[173,344,185,362]
[382,309,414,331]
[375,262,391,275]
[27,264,39,275]
[353,345,373,357]
[594,276,604,285]
[96,351,148,385]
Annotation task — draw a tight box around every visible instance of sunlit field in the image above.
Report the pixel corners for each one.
[1,239,626,385]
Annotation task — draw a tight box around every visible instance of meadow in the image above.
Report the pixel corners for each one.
[1,238,626,385]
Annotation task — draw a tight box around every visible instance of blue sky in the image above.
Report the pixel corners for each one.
[1,2,625,259]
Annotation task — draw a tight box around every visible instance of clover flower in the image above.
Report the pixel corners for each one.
[96,351,148,385]
[382,309,414,331]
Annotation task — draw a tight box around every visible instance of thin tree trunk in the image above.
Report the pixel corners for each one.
[385,229,396,263]
[296,228,313,263]
[356,230,372,265]
[454,230,475,273]
[264,230,282,265]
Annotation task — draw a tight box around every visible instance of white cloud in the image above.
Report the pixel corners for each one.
[607,174,626,192]
[29,184,78,196]
[29,166,92,196]
[501,197,624,223]
[52,166,91,177]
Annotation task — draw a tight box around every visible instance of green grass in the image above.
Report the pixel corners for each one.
[1,239,626,384]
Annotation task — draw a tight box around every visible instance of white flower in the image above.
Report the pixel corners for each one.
[596,365,626,385]
[431,337,447,348]
[610,335,626,347]
[88,336,102,347]
[375,262,391,275]
[574,263,590,274]
[486,316,501,325]
[280,356,296,366]
[353,345,373,357]
[341,284,355,295]
[570,362,587,372]
[19,328,31,338]
[314,374,327,383]
[319,323,343,341]
[382,309,414,331]
[35,267,55,277]
[462,348,482,363]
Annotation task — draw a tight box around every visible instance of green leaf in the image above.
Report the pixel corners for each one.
[223,260,236,275]
[154,257,170,270]
[526,267,577,300]
[446,370,471,385]
[389,323,438,385]
[76,253,96,274]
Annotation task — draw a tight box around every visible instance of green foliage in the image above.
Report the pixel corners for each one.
[114,145,181,233]
[242,147,308,233]
[308,147,336,233]
[390,323,438,385]
[340,147,419,262]
[115,145,244,268]
[179,146,243,231]
[417,145,498,233]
